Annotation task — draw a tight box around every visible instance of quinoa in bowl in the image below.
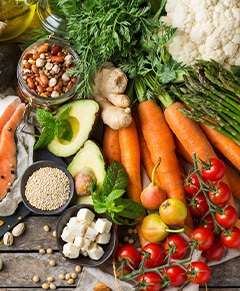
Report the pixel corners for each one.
[20,160,74,215]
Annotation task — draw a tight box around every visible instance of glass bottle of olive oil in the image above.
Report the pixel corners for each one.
[0,0,38,41]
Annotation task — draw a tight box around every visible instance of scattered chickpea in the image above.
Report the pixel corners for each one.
[47,276,54,282]
[123,236,129,242]
[33,275,40,283]
[44,225,51,232]
[50,283,57,290]
[65,273,71,280]
[52,230,56,238]
[39,248,46,254]
[71,272,77,279]
[49,260,56,267]
[59,273,65,280]
[75,265,82,273]
[68,278,75,285]
[128,228,134,234]
[42,282,50,290]
[47,248,53,254]
[133,228,138,234]
[128,238,135,245]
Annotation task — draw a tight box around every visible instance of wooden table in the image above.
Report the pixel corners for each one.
[0,211,239,290]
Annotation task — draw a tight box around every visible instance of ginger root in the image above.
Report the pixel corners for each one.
[92,62,132,130]
[94,94,132,130]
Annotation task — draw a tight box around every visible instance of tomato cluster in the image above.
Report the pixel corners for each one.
[116,234,211,290]
[115,157,239,290]
[184,157,240,251]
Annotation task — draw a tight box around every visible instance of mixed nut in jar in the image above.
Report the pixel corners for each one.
[17,38,81,110]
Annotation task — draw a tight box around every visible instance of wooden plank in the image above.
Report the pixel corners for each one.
[0,216,59,251]
[0,253,80,288]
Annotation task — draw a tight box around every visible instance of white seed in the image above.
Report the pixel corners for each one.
[75,265,82,273]
[3,232,13,246]
[36,58,45,67]
[62,72,70,82]
[12,222,25,237]
[49,77,57,87]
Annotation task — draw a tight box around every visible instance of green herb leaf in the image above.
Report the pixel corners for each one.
[115,198,145,219]
[33,126,55,150]
[102,161,129,196]
[105,189,125,204]
[36,108,55,127]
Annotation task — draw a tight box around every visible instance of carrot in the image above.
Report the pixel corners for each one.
[199,122,240,172]
[225,163,240,201]
[102,125,121,166]
[138,100,185,201]
[137,100,194,232]
[119,119,147,247]
[132,105,162,186]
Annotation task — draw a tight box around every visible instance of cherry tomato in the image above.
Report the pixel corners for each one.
[116,244,141,269]
[202,240,225,261]
[201,215,215,232]
[208,182,231,206]
[137,272,163,291]
[215,205,238,228]
[201,157,226,181]
[221,226,240,249]
[184,173,201,195]
[189,193,209,218]
[142,243,165,268]
[191,227,214,251]
[164,234,188,260]
[163,265,187,287]
[187,261,211,284]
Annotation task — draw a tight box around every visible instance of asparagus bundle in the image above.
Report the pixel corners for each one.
[175,60,240,144]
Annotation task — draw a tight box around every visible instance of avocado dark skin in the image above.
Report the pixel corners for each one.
[0,42,22,93]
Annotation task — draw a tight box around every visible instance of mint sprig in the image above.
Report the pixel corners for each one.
[34,108,73,150]
[92,161,145,225]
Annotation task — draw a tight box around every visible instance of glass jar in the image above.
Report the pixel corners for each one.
[17,37,81,111]
[0,0,38,41]
[36,0,67,37]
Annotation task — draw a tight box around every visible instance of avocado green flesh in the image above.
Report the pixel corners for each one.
[67,140,106,205]
[47,100,99,157]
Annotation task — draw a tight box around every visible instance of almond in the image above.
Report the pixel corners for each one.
[93,282,112,291]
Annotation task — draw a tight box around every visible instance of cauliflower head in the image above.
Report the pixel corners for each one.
[161,0,240,68]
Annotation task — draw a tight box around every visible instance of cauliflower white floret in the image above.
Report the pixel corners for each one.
[161,0,240,68]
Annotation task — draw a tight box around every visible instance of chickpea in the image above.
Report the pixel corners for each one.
[33,275,40,283]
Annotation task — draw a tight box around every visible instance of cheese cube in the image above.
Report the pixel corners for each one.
[67,217,80,228]
[95,218,112,233]
[87,243,105,260]
[74,236,84,249]
[80,238,91,252]
[95,232,111,244]
[84,226,99,241]
[69,221,87,237]
[77,208,95,223]
[62,242,80,259]
[61,226,75,243]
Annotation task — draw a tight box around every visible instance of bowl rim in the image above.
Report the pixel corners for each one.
[21,160,75,215]
[56,204,117,267]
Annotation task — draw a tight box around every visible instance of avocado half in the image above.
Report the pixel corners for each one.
[47,100,99,157]
[68,140,106,205]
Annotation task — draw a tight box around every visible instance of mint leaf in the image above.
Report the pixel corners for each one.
[58,119,73,141]
[115,198,146,219]
[102,161,128,196]
[33,127,55,150]
[36,108,55,127]
[105,189,125,204]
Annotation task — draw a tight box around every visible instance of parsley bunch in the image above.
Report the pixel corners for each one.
[56,0,187,98]
[92,161,145,225]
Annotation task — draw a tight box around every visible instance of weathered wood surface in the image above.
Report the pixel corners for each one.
[0,215,240,291]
